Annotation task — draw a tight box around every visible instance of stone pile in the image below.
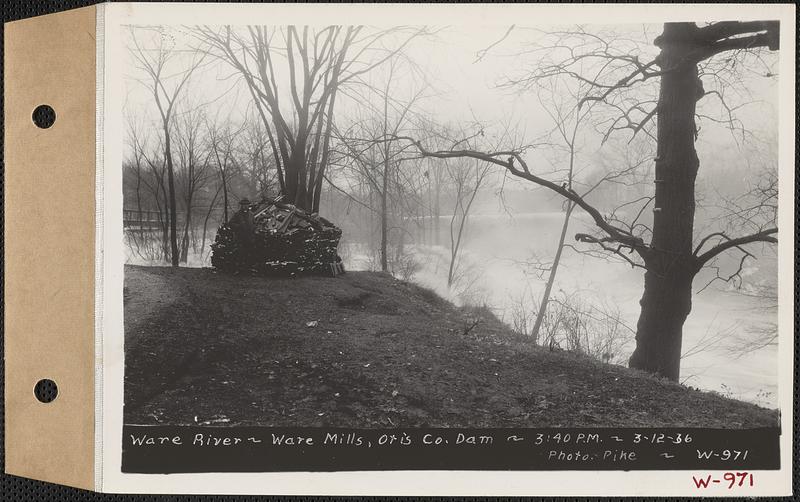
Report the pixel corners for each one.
[211,196,344,277]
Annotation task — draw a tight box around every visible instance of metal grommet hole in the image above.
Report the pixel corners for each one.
[32,104,56,129]
[34,379,58,403]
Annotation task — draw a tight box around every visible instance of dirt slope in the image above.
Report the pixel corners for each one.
[123,265,778,428]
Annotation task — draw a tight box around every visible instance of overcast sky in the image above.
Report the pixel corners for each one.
[122,22,780,212]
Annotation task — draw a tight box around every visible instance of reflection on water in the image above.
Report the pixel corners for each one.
[125,211,779,408]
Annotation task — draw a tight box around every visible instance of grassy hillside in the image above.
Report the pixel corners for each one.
[124,265,778,428]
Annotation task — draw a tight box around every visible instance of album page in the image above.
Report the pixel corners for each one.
[96,2,795,495]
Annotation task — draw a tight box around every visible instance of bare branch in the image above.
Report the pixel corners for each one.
[695,228,778,266]
[573,233,647,270]
[696,250,752,294]
[474,25,515,63]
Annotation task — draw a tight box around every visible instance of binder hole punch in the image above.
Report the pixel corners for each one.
[34,379,58,403]
[32,104,56,129]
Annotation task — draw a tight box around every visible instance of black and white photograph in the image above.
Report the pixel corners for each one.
[109,3,791,491]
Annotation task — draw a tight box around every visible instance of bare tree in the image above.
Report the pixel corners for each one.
[205,115,245,223]
[517,81,654,342]
[239,114,280,199]
[334,59,427,272]
[124,114,148,247]
[125,121,172,261]
[525,80,592,338]
[442,157,491,288]
[194,25,429,213]
[174,105,212,262]
[128,26,206,266]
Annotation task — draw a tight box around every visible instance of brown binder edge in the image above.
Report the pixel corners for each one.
[4,4,98,491]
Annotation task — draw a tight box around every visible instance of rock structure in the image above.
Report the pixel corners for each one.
[211,196,344,277]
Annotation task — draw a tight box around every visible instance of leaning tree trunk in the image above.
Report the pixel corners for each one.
[180,196,192,263]
[628,23,702,381]
[531,202,574,343]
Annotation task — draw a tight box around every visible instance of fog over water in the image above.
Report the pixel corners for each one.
[343,210,777,408]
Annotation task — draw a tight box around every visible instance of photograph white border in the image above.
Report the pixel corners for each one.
[99,2,796,495]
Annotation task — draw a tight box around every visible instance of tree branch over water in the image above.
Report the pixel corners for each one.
[694,228,778,267]
[387,134,650,257]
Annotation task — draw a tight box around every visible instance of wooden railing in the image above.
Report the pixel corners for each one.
[123,209,163,230]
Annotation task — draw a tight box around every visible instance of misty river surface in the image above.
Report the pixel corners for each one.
[343,212,779,409]
[125,212,779,408]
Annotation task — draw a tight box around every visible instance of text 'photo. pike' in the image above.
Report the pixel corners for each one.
[119,16,782,473]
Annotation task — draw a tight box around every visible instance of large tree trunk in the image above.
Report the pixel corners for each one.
[631,260,694,380]
[311,86,339,213]
[628,23,702,381]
